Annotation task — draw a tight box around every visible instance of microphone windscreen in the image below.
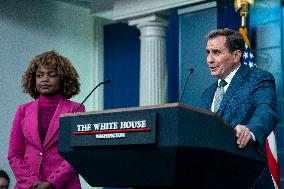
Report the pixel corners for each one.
[104,80,112,84]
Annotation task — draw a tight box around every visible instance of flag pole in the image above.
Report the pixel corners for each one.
[234,0,254,47]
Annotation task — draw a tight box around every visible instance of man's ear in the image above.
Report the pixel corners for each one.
[233,50,242,62]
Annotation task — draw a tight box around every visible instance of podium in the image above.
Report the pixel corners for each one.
[59,103,266,188]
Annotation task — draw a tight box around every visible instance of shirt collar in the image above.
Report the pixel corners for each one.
[218,65,240,87]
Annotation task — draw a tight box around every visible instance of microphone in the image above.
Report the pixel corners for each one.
[179,68,194,102]
[75,80,111,112]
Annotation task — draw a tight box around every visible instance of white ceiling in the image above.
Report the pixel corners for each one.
[56,0,115,13]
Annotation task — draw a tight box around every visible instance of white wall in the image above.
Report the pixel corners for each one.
[0,1,96,188]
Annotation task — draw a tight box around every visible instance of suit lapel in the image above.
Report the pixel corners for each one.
[43,97,70,148]
[206,83,218,110]
[217,65,250,115]
[26,99,42,149]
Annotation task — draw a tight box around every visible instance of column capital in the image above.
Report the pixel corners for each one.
[129,15,169,38]
[129,15,168,28]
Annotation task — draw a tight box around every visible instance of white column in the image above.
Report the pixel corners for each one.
[129,15,168,106]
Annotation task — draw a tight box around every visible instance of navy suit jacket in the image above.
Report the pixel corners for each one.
[200,64,279,188]
[201,64,279,145]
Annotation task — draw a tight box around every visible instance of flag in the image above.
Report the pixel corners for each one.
[239,27,256,68]
[266,131,281,189]
[239,27,281,189]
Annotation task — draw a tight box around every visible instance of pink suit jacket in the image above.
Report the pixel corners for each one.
[8,97,85,189]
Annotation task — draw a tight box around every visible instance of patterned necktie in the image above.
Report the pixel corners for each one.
[213,79,228,112]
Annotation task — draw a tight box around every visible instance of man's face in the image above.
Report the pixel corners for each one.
[0,177,9,189]
[206,36,241,79]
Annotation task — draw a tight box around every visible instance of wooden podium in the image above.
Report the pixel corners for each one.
[58,103,265,188]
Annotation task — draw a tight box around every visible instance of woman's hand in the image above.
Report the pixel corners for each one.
[34,182,55,189]
[30,184,39,189]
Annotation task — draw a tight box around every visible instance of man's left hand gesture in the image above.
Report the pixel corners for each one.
[235,124,252,148]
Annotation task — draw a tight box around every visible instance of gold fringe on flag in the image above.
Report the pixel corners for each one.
[239,27,251,48]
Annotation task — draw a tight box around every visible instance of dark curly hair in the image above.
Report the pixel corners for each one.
[22,50,80,99]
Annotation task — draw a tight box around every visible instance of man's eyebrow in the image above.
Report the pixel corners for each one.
[206,48,221,52]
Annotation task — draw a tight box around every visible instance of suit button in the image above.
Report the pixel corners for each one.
[39,152,43,156]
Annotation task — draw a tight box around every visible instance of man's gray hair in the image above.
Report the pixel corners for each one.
[207,28,245,54]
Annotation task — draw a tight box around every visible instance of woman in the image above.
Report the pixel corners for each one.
[8,50,85,189]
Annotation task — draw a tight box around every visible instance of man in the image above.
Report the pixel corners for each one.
[0,170,10,189]
[200,28,279,188]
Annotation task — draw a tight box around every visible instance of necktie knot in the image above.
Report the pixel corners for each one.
[218,79,228,88]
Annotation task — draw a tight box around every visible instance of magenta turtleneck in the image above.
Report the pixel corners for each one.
[38,94,61,142]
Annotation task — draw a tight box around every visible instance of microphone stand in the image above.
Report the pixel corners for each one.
[179,68,194,102]
[75,80,111,112]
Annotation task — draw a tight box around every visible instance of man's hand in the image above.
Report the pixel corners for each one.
[235,124,252,148]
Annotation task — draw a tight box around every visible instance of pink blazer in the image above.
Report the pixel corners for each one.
[8,97,85,189]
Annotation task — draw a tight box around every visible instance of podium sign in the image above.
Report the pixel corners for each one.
[59,103,266,188]
[70,111,156,146]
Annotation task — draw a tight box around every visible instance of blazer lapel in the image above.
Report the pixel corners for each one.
[43,97,70,148]
[206,83,218,110]
[217,64,250,115]
[26,99,42,149]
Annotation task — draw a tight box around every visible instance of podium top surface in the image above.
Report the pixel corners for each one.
[61,102,221,120]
